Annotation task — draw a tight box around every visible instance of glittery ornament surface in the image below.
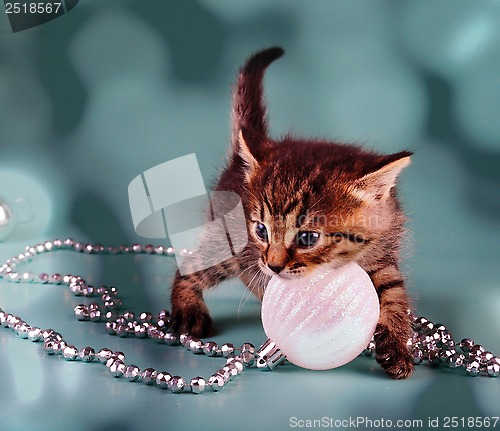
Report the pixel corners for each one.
[261,262,380,370]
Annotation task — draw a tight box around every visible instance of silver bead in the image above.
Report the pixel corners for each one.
[448,352,465,368]
[168,376,186,393]
[241,351,255,367]
[70,282,83,296]
[122,311,135,322]
[144,244,154,254]
[106,321,117,335]
[113,351,125,362]
[138,312,153,323]
[109,360,126,377]
[363,340,376,356]
[43,339,55,355]
[225,363,239,377]
[0,312,8,326]
[9,272,20,282]
[44,241,54,251]
[147,327,164,342]
[82,286,96,297]
[63,238,75,247]
[413,348,424,365]
[439,349,456,363]
[134,323,148,338]
[105,311,119,321]
[132,244,142,253]
[466,359,481,376]
[220,366,232,381]
[156,371,172,389]
[427,348,441,366]
[141,368,158,385]
[189,377,206,394]
[43,329,63,341]
[116,325,129,338]
[74,242,84,252]
[16,322,30,338]
[79,347,96,362]
[44,339,63,355]
[38,273,49,284]
[53,239,63,248]
[97,348,113,364]
[63,345,79,361]
[232,360,244,373]
[208,373,225,391]
[154,246,165,254]
[104,299,122,310]
[221,343,235,358]
[158,309,171,322]
[50,273,62,284]
[487,362,500,377]
[28,327,43,342]
[469,344,485,359]
[20,272,34,283]
[164,332,178,345]
[88,302,99,311]
[125,365,141,382]
[89,310,101,323]
[413,316,428,330]
[203,341,218,356]
[166,246,174,256]
[179,333,192,347]
[481,351,495,365]
[74,304,89,321]
[189,339,204,354]
[241,342,255,353]
[8,315,20,328]
[459,338,474,353]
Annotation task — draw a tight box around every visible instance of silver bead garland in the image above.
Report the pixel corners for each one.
[0,239,498,397]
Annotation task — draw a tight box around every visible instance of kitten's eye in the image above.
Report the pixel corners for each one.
[255,222,268,242]
[296,231,320,248]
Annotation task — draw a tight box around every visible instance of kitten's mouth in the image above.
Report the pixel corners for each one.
[260,265,302,279]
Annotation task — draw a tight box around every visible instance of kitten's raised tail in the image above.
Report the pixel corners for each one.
[231,47,284,147]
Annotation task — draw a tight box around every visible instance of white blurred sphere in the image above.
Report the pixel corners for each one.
[455,58,500,152]
[0,199,15,241]
[261,262,379,370]
[401,0,500,78]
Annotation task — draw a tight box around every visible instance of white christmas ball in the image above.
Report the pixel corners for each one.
[261,262,379,370]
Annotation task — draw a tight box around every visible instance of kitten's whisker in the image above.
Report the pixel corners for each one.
[237,263,260,316]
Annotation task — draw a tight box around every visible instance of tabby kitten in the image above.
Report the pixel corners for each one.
[171,47,414,379]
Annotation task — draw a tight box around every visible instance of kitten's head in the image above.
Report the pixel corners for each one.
[236,128,411,278]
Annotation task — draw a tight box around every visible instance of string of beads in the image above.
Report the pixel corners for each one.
[0,239,498,396]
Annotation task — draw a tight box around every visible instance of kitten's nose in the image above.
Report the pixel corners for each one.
[268,264,285,274]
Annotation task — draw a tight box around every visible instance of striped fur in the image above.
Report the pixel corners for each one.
[171,48,414,379]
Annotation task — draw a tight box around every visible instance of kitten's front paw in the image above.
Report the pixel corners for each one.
[170,305,214,338]
[374,324,414,379]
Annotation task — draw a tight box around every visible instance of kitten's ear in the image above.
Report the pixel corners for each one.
[237,127,263,181]
[353,152,412,201]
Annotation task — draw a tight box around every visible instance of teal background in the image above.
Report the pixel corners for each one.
[1,1,499,430]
